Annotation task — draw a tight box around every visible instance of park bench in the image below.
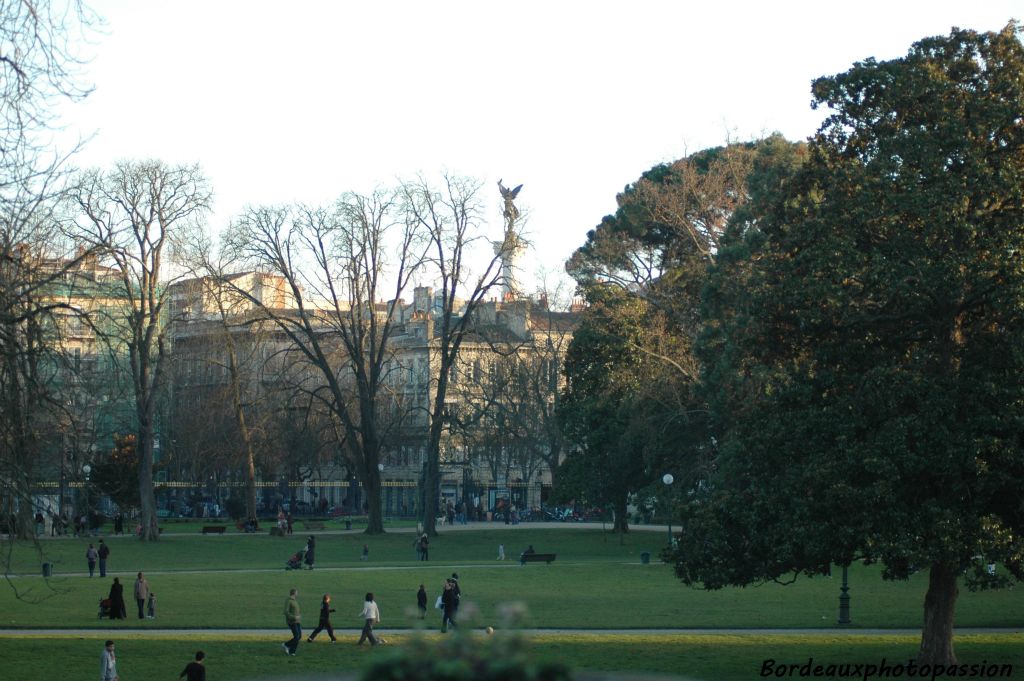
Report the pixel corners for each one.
[269,526,286,537]
[520,552,556,565]
[201,525,226,535]
[303,521,326,531]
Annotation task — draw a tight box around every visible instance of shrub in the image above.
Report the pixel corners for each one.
[362,605,570,681]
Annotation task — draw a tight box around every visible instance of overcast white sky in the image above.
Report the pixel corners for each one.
[58,1,1020,294]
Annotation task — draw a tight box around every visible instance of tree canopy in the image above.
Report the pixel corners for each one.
[559,136,805,532]
[673,23,1024,666]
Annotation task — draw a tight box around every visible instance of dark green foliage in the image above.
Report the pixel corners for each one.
[676,22,1024,664]
[556,286,687,532]
[560,137,804,534]
[91,434,140,510]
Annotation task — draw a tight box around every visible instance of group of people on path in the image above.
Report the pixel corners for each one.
[414,573,462,631]
[85,539,111,577]
[283,574,465,656]
[104,572,154,620]
[282,588,387,655]
[414,533,429,560]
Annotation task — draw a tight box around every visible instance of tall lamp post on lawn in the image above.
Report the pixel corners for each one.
[838,564,852,625]
[662,473,674,546]
[82,463,92,534]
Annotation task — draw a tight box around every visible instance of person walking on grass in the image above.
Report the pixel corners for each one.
[418,533,429,561]
[440,579,458,633]
[282,588,301,656]
[307,593,337,642]
[178,650,205,681]
[108,577,126,620]
[304,535,316,570]
[86,543,98,577]
[134,572,150,619]
[356,592,383,645]
[450,572,462,619]
[98,539,110,577]
[100,640,118,681]
[416,584,427,619]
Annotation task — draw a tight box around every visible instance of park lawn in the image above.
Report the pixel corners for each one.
[4,562,1023,631]
[0,633,1022,681]
[1,528,1023,629]
[6,524,649,573]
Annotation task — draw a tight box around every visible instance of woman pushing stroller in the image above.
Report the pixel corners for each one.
[284,535,316,570]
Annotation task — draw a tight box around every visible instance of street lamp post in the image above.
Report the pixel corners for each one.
[838,564,852,624]
[82,464,92,535]
[662,473,674,547]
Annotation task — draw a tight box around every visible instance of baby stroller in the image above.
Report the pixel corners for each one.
[98,597,111,619]
[285,547,306,570]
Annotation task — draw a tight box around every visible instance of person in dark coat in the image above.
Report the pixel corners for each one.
[304,535,316,569]
[178,650,206,681]
[440,579,457,632]
[449,572,461,617]
[97,539,110,577]
[307,593,336,642]
[416,584,427,619]
[108,577,126,620]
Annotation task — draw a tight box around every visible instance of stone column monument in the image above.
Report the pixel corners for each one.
[495,180,525,300]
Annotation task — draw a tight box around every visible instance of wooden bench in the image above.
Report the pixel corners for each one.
[302,521,326,531]
[201,525,226,535]
[269,526,286,537]
[520,552,556,565]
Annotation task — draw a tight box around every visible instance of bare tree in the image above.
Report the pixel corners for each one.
[73,160,212,541]
[226,189,420,534]
[173,232,285,520]
[402,174,520,536]
[0,0,96,552]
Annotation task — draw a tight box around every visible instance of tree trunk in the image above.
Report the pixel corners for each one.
[14,475,34,541]
[363,462,384,534]
[422,442,439,537]
[244,451,257,521]
[230,380,258,520]
[918,562,959,665]
[613,493,629,544]
[137,424,159,541]
[224,328,258,520]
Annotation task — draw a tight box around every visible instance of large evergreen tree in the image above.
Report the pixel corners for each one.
[560,137,804,533]
[676,24,1024,665]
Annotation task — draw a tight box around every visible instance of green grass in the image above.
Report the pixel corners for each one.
[2,527,1023,679]
[10,524,647,572]
[1,633,1022,681]
[3,528,1023,630]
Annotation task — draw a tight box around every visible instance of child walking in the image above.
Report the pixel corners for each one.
[308,593,337,642]
[416,584,427,619]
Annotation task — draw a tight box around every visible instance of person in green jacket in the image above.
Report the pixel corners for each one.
[282,588,301,656]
